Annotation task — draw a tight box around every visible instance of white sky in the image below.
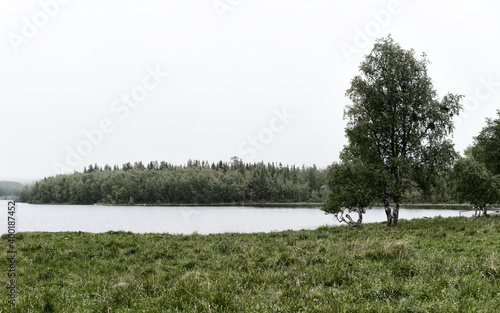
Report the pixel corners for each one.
[1,0,499,182]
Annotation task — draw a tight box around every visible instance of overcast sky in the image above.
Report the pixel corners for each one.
[1,0,499,183]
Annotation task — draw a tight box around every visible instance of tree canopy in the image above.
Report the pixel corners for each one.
[19,160,328,205]
[0,181,24,196]
[321,159,382,226]
[343,36,462,225]
[450,157,500,216]
[466,110,500,176]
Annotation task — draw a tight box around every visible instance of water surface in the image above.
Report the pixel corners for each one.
[0,201,474,235]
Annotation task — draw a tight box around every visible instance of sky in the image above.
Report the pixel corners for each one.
[1,0,499,183]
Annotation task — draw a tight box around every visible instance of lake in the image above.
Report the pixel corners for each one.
[0,201,474,235]
[0,200,470,234]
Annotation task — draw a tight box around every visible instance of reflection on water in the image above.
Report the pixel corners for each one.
[0,201,474,235]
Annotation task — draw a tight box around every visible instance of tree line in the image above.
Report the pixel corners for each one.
[0,181,24,197]
[19,160,329,205]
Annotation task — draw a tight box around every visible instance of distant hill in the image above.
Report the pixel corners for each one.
[0,181,24,196]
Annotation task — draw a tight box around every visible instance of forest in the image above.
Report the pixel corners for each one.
[18,158,455,206]
[0,180,24,197]
[19,160,329,205]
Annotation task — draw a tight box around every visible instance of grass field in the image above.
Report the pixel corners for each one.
[1,215,499,312]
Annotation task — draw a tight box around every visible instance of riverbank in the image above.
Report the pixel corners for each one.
[1,215,499,312]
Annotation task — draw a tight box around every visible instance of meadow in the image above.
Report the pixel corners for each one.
[1,215,499,312]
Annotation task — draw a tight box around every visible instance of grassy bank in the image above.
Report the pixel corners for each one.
[1,216,499,312]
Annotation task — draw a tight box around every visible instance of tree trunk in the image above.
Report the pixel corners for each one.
[383,195,393,225]
[335,210,363,227]
[473,205,481,218]
[482,203,488,216]
[357,207,363,224]
[383,195,399,226]
[392,201,400,225]
[345,213,355,225]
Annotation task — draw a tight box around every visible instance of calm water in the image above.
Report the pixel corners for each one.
[0,201,474,235]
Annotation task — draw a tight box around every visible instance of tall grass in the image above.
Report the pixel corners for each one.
[1,215,499,312]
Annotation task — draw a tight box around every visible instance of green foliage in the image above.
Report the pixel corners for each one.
[344,36,462,225]
[466,110,500,176]
[450,157,500,216]
[21,160,328,205]
[321,160,382,225]
[1,216,499,312]
[0,180,24,196]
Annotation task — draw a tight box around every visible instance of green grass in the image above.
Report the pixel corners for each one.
[1,216,500,312]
